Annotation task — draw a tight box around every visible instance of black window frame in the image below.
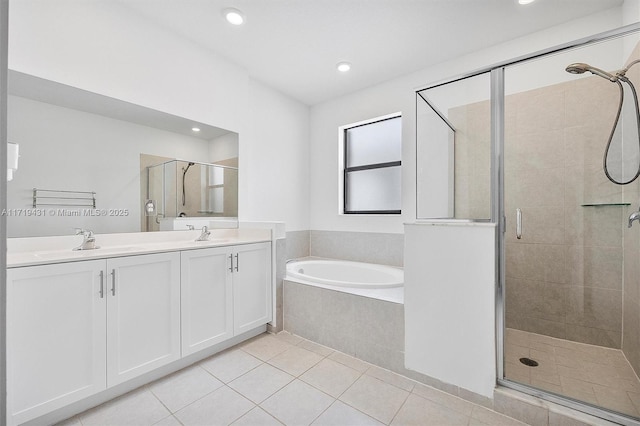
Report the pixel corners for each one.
[343,115,402,215]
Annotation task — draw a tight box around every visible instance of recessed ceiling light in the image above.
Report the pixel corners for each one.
[192,127,201,132]
[337,62,351,73]
[223,8,245,25]
[518,0,535,4]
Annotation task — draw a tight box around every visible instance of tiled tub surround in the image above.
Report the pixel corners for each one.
[59,332,533,426]
[309,230,403,267]
[283,280,405,374]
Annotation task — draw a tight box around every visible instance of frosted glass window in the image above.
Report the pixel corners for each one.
[345,166,401,213]
[346,117,401,167]
[343,114,402,214]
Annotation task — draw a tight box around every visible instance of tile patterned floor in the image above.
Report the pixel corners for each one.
[59,332,526,426]
[504,328,640,419]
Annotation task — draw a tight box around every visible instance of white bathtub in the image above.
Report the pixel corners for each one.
[285,259,404,303]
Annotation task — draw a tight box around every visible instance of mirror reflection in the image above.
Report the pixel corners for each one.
[6,71,239,237]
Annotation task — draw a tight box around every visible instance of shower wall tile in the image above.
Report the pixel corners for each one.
[583,207,623,248]
[515,85,565,134]
[623,295,640,376]
[309,230,403,267]
[564,325,621,349]
[564,287,622,332]
[500,76,627,350]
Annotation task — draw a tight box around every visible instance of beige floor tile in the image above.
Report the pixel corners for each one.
[175,386,254,426]
[557,365,590,381]
[561,376,595,395]
[592,384,640,417]
[241,333,294,361]
[273,331,305,346]
[365,366,416,392]
[328,351,371,373]
[298,339,334,357]
[300,358,362,398]
[628,391,640,413]
[229,363,294,404]
[148,365,223,413]
[54,416,81,426]
[340,374,409,424]
[506,328,530,347]
[390,393,469,426]
[152,415,182,426]
[411,383,474,416]
[311,400,384,426]
[261,379,334,426]
[505,343,529,361]
[231,406,283,425]
[268,346,324,377]
[530,369,561,386]
[470,405,527,426]
[79,388,170,426]
[199,348,263,383]
[531,378,563,395]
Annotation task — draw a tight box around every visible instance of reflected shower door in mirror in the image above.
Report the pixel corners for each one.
[416,72,491,220]
[503,31,640,420]
[6,71,239,237]
[143,159,238,232]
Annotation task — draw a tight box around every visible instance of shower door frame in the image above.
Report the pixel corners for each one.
[416,21,640,426]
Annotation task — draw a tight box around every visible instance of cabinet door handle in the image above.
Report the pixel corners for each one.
[234,253,239,272]
[229,254,233,273]
[516,208,523,240]
[110,269,116,296]
[99,270,104,298]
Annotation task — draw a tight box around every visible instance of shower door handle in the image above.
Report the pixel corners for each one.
[516,208,522,240]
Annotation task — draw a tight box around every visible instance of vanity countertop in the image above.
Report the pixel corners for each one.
[7,228,272,268]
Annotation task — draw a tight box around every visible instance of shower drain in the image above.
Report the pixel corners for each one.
[519,357,539,367]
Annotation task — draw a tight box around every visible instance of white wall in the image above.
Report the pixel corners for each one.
[404,223,496,398]
[242,79,310,231]
[8,0,247,134]
[8,0,311,233]
[309,7,625,234]
[209,133,239,163]
[6,96,211,237]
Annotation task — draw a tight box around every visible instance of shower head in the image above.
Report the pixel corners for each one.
[565,63,618,82]
[182,162,195,174]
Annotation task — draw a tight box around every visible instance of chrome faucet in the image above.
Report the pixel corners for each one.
[73,228,99,250]
[630,209,640,228]
[195,226,210,241]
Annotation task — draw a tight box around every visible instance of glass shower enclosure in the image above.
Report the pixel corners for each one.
[146,159,238,231]
[417,26,640,424]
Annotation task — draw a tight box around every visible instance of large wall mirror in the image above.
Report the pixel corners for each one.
[6,71,239,237]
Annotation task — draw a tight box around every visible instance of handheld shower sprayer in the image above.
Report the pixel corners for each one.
[182,162,196,206]
[565,63,618,82]
[565,61,640,185]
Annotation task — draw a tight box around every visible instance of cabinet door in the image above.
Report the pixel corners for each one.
[233,242,272,335]
[106,252,180,386]
[7,261,107,426]
[181,247,233,356]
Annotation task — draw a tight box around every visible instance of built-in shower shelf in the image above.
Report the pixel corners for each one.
[581,202,631,207]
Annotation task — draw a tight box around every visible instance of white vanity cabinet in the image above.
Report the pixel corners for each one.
[106,253,181,386]
[181,247,233,356]
[232,243,272,335]
[6,239,271,426]
[7,260,107,426]
[181,242,272,354]
[6,252,181,425]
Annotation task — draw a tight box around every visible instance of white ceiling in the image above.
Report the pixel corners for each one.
[122,0,624,106]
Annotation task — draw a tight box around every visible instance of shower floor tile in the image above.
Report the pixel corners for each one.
[504,328,640,419]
